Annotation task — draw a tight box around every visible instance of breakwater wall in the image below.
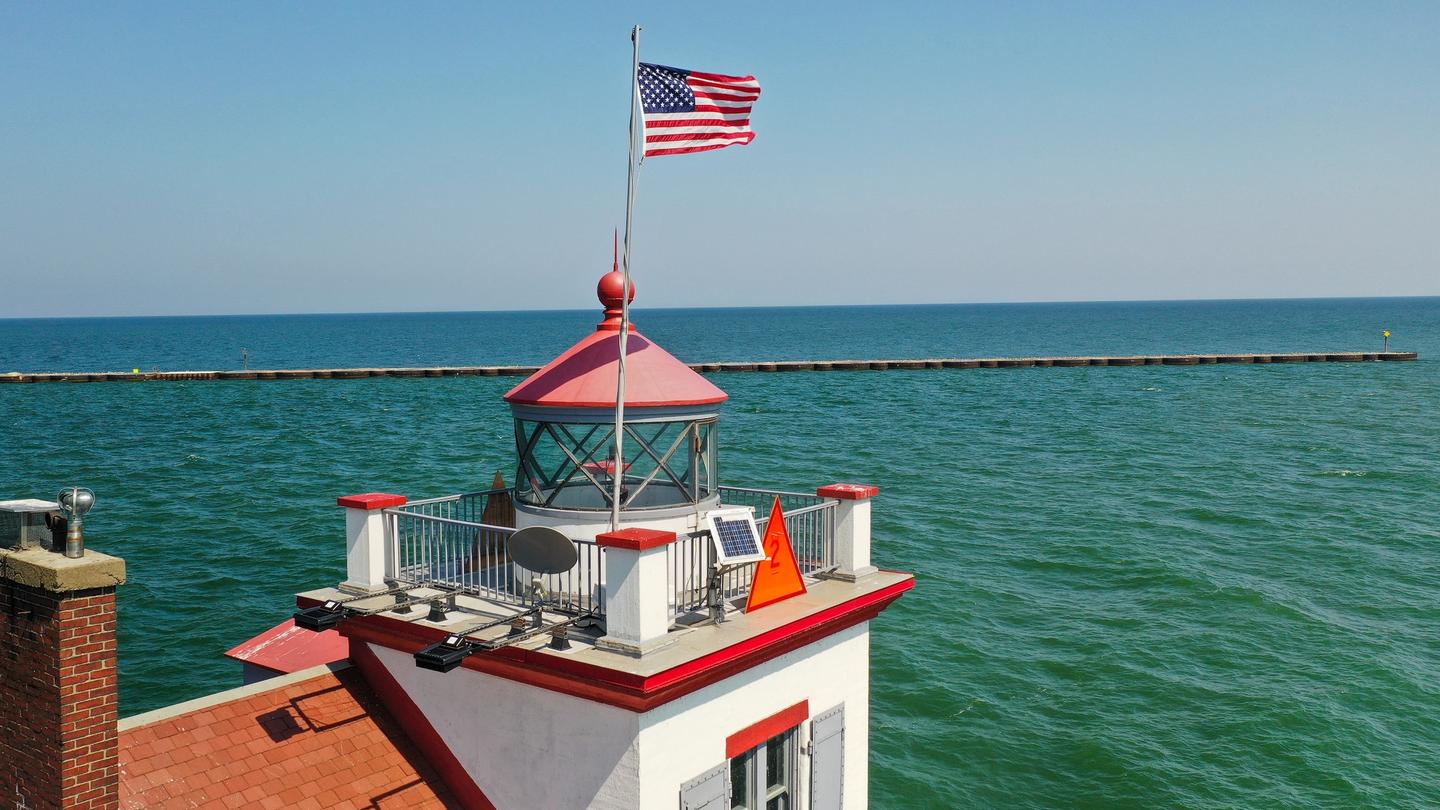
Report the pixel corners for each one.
[0,352,1417,383]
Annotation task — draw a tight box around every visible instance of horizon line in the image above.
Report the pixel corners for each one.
[2,293,1438,322]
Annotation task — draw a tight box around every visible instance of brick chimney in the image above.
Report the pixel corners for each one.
[0,545,126,810]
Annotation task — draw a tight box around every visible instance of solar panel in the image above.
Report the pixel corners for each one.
[705,508,768,565]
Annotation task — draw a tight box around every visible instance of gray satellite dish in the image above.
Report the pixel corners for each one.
[507,527,578,574]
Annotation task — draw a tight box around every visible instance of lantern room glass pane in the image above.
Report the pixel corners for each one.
[513,417,718,510]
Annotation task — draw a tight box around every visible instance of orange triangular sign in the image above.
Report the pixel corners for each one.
[746,498,808,612]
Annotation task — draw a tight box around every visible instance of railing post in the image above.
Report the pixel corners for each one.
[595,528,677,655]
[385,511,400,582]
[337,493,407,593]
[816,484,879,581]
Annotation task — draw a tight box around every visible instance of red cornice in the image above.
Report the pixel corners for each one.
[315,576,914,713]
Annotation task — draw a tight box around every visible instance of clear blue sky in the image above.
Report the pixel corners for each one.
[2,2,1436,317]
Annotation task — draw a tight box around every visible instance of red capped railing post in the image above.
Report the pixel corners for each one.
[595,528,677,655]
[816,484,879,581]
[337,493,406,593]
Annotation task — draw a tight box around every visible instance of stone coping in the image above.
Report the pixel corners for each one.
[0,546,126,592]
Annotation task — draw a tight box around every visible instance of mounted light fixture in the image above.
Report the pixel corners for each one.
[415,634,474,673]
[293,600,345,632]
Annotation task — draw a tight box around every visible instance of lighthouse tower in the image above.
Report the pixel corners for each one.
[301,270,914,810]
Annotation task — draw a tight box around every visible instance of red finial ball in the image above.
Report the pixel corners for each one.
[598,271,635,309]
[597,272,636,331]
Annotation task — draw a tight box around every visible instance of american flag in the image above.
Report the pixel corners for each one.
[637,62,761,158]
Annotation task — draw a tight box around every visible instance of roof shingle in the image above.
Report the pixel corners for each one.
[119,666,457,809]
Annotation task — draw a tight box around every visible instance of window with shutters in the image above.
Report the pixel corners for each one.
[728,728,796,810]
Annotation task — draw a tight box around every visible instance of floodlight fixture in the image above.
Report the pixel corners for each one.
[415,634,474,672]
[293,600,345,632]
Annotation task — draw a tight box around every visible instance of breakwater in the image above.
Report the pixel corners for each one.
[1,351,1417,382]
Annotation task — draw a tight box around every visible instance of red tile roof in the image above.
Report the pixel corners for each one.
[119,666,457,809]
[223,620,349,675]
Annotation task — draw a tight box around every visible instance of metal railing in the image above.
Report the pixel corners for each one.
[393,487,509,524]
[382,484,836,622]
[719,485,826,517]
[722,486,837,576]
[669,488,839,619]
[384,508,604,615]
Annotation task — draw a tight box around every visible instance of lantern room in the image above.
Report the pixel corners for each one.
[503,270,727,536]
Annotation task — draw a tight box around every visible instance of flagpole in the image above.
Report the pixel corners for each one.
[611,24,642,532]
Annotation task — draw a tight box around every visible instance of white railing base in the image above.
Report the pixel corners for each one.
[818,565,878,583]
[594,633,680,658]
[338,580,391,595]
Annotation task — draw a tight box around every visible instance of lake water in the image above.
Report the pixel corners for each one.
[2,297,1436,808]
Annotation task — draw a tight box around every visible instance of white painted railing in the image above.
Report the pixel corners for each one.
[668,489,838,619]
[383,509,604,615]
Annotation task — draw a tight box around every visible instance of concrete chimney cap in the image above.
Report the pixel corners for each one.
[0,498,60,512]
[0,546,126,592]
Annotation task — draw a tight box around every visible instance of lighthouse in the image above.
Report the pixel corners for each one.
[293,270,915,809]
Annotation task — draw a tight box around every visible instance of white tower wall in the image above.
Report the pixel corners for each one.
[362,623,872,810]
[366,643,642,810]
[637,622,871,810]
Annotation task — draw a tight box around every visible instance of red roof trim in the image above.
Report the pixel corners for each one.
[351,640,497,809]
[336,492,407,510]
[515,394,726,409]
[595,528,677,551]
[726,700,809,758]
[641,578,912,698]
[321,576,913,713]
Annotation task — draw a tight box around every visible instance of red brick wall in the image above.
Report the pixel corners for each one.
[0,581,119,810]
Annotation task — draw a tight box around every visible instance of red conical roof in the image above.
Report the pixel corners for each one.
[503,272,728,409]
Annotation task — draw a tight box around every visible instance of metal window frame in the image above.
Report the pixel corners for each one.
[729,727,796,810]
[514,416,719,510]
[619,421,694,506]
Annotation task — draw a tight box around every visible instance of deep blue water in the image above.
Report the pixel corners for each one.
[1,297,1437,808]
[2,297,1431,373]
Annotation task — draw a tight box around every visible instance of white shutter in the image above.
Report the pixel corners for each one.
[679,762,729,810]
[809,704,845,810]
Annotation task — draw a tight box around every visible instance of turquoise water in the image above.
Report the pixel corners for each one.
[2,298,1437,808]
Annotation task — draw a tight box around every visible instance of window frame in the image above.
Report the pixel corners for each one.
[728,727,796,810]
[512,416,718,510]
